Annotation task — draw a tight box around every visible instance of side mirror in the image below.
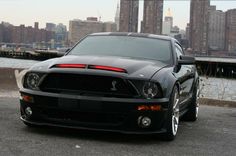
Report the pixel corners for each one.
[178,55,195,65]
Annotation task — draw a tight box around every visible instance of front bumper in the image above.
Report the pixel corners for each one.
[20,89,170,134]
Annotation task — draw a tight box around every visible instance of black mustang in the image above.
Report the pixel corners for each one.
[20,32,199,141]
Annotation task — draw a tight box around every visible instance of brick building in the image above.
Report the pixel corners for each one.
[119,0,139,32]
[225,9,236,52]
[0,22,54,44]
[142,0,163,34]
[69,19,117,45]
[189,0,210,54]
[208,6,226,51]
[0,22,13,43]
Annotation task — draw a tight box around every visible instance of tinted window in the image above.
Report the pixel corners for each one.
[69,36,172,63]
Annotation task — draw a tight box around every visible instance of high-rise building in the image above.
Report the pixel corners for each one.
[208,6,226,51]
[34,22,39,29]
[0,22,13,43]
[225,9,236,52]
[69,19,104,45]
[190,0,210,54]
[46,23,56,32]
[165,8,173,28]
[119,0,139,32]
[11,24,25,43]
[162,8,173,35]
[115,2,120,31]
[0,24,3,42]
[142,0,163,34]
[186,23,190,42]
[69,19,117,45]
[55,23,67,42]
[170,26,180,37]
[103,22,117,32]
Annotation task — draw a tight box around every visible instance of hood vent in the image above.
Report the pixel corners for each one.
[88,65,127,73]
[53,64,86,69]
[52,64,127,73]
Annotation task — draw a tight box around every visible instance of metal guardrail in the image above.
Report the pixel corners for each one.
[0,50,63,60]
[1,50,235,79]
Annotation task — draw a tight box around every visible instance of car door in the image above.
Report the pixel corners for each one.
[174,43,195,110]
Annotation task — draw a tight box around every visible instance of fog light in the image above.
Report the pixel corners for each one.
[25,107,32,116]
[138,116,151,128]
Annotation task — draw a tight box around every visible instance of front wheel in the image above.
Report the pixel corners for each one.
[23,121,37,127]
[162,86,180,141]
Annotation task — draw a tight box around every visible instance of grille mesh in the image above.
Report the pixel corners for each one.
[40,73,138,98]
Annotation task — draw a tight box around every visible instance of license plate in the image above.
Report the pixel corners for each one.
[80,100,101,111]
[58,98,78,110]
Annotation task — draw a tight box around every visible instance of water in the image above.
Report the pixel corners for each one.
[0,57,40,68]
[0,57,235,101]
[0,57,40,97]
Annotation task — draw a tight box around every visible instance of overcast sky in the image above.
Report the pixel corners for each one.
[0,0,235,30]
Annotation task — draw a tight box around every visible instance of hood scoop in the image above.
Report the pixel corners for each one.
[52,64,127,73]
[53,64,86,69]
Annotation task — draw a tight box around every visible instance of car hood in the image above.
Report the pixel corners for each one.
[31,55,168,79]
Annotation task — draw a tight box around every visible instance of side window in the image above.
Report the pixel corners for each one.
[175,44,183,59]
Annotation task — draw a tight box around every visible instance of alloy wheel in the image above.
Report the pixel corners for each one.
[172,89,180,136]
[196,83,200,118]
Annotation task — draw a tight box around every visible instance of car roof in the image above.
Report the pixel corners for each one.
[89,32,176,42]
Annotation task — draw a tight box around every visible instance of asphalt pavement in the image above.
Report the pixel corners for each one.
[0,98,236,156]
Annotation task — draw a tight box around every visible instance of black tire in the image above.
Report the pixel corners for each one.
[162,86,180,141]
[182,81,199,121]
[23,121,37,127]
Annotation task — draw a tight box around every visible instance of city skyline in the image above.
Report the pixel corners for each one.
[0,0,236,30]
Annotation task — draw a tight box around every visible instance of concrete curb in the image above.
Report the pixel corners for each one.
[0,68,22,91]
[199,98,236,108]
[1,67,236,108]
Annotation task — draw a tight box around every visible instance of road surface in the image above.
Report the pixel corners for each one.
[0,98,235,156]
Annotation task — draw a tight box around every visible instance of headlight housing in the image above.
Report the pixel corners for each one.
[24,72,44,90]
[142,82,160,99]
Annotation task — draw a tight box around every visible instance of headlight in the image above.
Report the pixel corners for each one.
[142,82,159,99]
[24,73,41,90]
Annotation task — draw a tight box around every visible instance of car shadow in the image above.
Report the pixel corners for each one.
[21,125,177,145]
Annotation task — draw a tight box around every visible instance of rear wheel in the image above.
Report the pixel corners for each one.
[162,86,180,141]
[182,81,200,121]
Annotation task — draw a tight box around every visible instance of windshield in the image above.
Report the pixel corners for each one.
[69,35,172,63]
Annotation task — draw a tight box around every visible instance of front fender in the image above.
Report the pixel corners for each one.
[151,67,178,99]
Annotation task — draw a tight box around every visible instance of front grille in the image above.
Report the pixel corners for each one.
[40,73,138,98]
